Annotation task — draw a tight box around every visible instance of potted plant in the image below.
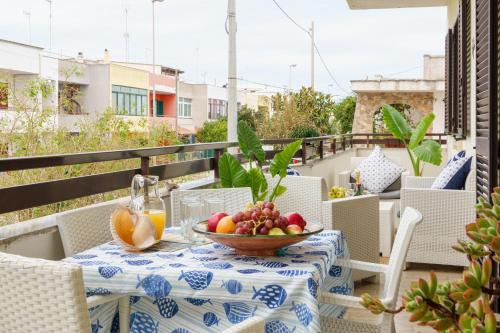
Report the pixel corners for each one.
[361,189,500,332]
[382,104,442,176]
[218,120,302,203]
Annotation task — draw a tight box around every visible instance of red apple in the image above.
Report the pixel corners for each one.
[207,212,228,232]
[286,212,306,230]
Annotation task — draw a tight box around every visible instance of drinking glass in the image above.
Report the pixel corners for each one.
[347,183,356,197]
[180,197,203,242]
[203,197,225,220]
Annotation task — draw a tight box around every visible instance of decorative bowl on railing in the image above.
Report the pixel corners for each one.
[192,201,323,256]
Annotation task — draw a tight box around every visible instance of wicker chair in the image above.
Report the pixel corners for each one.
[57,201,120,257]
[264,174,328,222]
[222,317,265,333]
[400,170,476,267]
[320,207,423,333]
[338,156,409,224]
[0,251,129,333]
[266,175,380,281]
[170,188,253,227]
[322,195,380,281]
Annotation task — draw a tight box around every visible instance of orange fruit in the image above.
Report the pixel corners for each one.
[112,207,136,245]
[216,216,236,234]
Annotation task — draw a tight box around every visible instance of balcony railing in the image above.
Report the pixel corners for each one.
[0,133,446,215]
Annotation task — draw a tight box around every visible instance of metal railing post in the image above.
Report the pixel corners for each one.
[141,156,150,175]
[213,148,224,179]
[342,137,346,151]
[318,140,324,159]
[301,142,307,165]
[331,138,337,154]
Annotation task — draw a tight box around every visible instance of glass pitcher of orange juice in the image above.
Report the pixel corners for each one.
[131,175,166,241]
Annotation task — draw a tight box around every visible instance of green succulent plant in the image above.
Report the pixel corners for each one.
[361,188,500,332]
[382,104,442,176]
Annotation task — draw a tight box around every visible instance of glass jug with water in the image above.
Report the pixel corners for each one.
[130,174,166,240]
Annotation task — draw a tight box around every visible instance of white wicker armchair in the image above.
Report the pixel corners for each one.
[320,207,423,333]
[400,170,476,267]
[170,188,253,227]
[265,174,327,222]
[266,175,380,281]
[0,251,129,333]
[338,156,408,224]
[322,195,380,281]
[57,201,119,257]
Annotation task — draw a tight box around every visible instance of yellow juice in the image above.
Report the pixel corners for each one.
[144,210,166,240]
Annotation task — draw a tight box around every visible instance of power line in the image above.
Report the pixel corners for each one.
[237,77,297,92]
[386,65,422,78]
[270,0,351,95]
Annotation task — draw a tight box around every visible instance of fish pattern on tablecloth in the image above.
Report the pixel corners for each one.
[64,230,352,333]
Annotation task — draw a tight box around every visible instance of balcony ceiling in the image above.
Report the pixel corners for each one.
[346,0,447,9]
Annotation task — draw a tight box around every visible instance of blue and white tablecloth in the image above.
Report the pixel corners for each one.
[64,230,353,333]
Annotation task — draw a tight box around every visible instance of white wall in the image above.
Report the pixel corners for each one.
[0,40,41,75]
[433,91,445,133]
[83,64,110,116]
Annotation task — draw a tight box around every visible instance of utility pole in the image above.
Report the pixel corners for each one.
[288,64,297,93]
[227,0,237,144]
[46,0,52,51]
[151,0,164,117]
[310,21,315,90]
[175,69,179,133]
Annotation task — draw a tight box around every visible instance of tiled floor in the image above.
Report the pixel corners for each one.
[343,262,462,332]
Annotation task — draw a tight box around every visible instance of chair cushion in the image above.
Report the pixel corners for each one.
[378,190,400,200]
[448,150,466,164]
[431,155,472,190]
[351,146,404,193]
[286,167,301,176]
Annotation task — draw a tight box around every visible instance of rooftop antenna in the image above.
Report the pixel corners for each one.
[124,3,130,62]
[23,10,31,44]
[45,0,52,51]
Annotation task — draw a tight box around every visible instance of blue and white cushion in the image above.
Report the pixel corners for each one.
[351,146,404,193]
[286,167,301,176]
[447,150,466,165]
[431,155,472,190]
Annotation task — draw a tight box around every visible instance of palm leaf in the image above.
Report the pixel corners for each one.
[218,153,250,188]
[237,120,265,164]
[412,140,442,166]
[382,105,412,141]
[409,113,435,149]
[269,140,302,177]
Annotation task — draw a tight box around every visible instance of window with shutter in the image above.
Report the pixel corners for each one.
[475,0,498,201]
[445,30,453,133]
[466,0,472,136]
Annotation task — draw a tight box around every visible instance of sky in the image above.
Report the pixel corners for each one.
[0,0,447,97]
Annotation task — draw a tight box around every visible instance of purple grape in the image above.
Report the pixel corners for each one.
[259,227,269,235]
[264,219,273,229]
[264,202,274,210]
[272,210,280,219]
[262,208,272,217]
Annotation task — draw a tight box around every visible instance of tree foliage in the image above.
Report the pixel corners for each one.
[196,118,227,143]
[331,95,356,134]
[258,87,335,138]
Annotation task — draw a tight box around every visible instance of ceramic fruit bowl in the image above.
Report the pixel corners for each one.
[193,221,323,256]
